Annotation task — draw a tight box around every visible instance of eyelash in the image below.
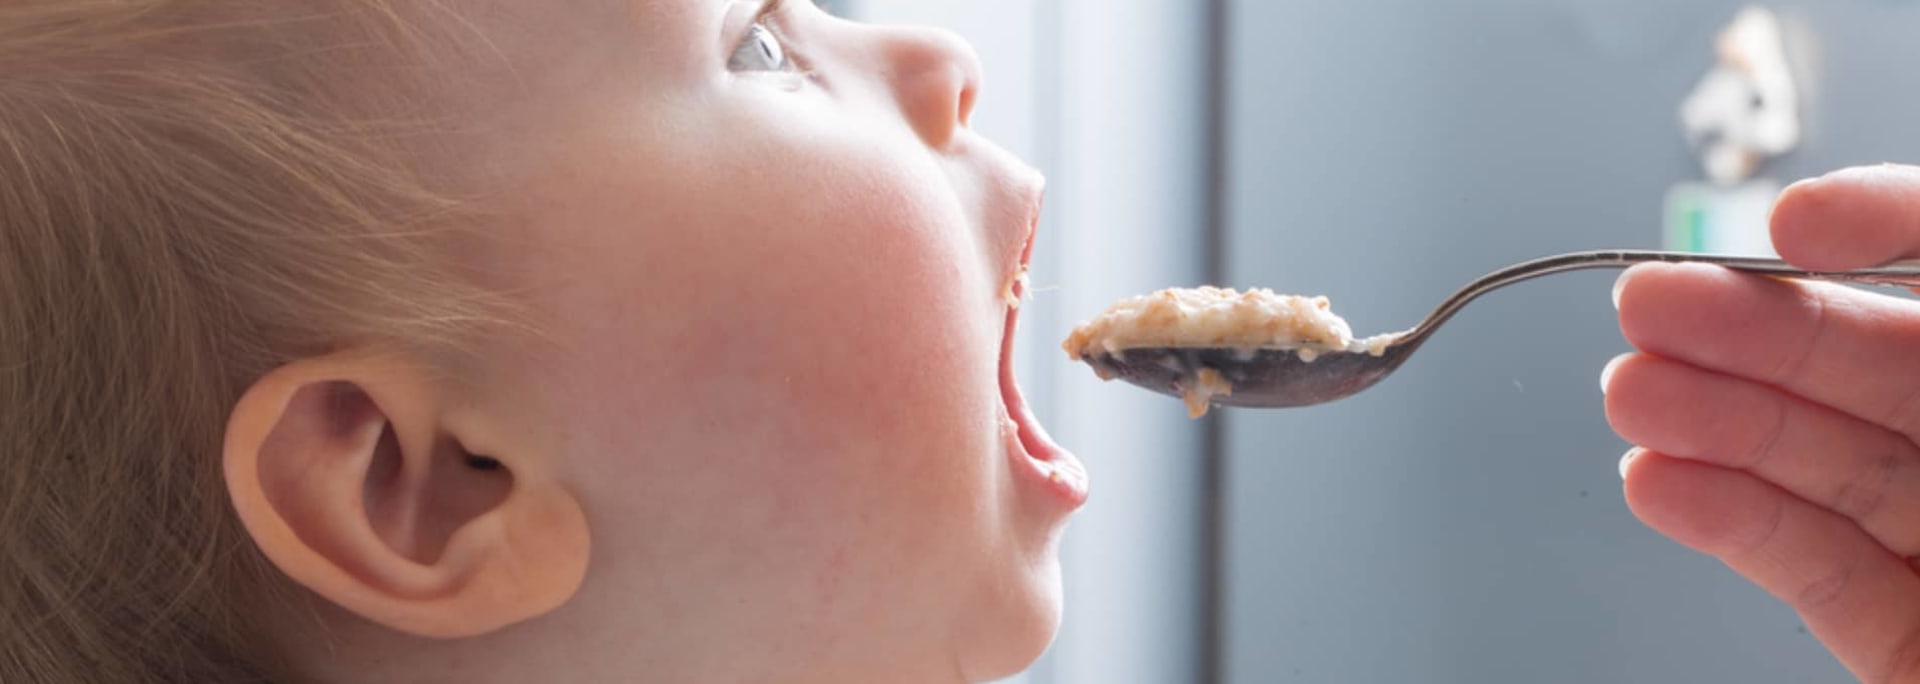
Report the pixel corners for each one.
[730,0,812,78]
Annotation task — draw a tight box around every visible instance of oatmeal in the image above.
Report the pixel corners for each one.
[1002,265,1031,309]
[1181,368,1233,419]
[1062,286,1393,361]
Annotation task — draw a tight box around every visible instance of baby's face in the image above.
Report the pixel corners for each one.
[465,0,1086,678]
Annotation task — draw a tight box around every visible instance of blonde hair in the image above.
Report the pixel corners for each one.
[0,2,509,681]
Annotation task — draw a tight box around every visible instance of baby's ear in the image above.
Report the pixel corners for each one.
[223,352,589,639]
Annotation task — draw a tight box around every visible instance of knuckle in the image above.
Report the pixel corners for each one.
[1769,287,1828,390]
[1875,621,1920,684]
[1793,559,1855,614]
[1740,393,1791,470]
[1882,380,1920,444]
[1721,494,1787,558]
[1831,446,1898,523]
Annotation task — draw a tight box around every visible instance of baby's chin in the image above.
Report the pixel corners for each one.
[952,548,1066,682]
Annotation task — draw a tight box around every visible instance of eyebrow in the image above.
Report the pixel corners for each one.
[753,0,787,22]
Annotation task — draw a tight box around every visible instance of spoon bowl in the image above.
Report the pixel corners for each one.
[1079,250,1920,411]
[1082,341,1417,408]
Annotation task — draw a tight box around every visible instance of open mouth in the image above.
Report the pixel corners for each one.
[997,203,1089,507]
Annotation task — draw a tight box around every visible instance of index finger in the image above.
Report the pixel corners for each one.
[1773,164,1920,271]
[1614,263,1920,442]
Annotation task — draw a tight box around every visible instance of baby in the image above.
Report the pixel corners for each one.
[0,1,1086,683]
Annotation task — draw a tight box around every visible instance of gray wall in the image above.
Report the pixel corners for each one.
[1222,2,1920,683]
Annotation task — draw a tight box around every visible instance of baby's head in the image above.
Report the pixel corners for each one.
[0,1,1087,682]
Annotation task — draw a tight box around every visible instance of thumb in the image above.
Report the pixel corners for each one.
[1772,164,1920,271]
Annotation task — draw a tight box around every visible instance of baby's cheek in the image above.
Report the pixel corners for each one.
[774,239,987,431]
[757,179,991,409]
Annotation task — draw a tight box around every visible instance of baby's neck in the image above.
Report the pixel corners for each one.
[277,602,973,684]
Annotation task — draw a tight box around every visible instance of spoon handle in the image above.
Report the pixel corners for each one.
[1410,250,1920,342]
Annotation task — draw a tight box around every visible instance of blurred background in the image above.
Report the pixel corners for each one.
[832,1,1920,682]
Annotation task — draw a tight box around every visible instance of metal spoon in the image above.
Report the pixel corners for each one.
[1080,250,1920,410]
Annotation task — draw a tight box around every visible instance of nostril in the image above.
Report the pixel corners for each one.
[958,77,978,128]
[882,26,983,146]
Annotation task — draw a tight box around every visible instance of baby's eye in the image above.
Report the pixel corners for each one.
[729,23,793,73]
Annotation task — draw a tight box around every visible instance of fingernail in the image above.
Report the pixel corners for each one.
[1600,354,1631,394]
[1612,270,1630,311]
[1619,448,1644,480]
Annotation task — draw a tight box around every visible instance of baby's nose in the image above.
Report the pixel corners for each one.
[878,26,982,149]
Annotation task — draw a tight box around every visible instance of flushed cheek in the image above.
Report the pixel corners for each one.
[752,230,993,450]
[754,199,1008,522]
[733,159,997,423]
[691,265,1003,618]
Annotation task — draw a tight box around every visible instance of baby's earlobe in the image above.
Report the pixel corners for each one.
[223,353,589,639]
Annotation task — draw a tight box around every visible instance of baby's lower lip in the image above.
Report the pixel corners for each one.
[999,395,1089,509]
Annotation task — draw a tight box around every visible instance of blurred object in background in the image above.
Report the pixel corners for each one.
[1665,180,1780,255]
[1668,5,1800,257]
[1681,6,1800,186]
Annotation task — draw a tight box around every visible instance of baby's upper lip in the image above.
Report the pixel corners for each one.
[996,169,1043,355]
[1015,170,1045,270]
